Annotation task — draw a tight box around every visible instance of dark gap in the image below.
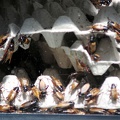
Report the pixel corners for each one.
[86,14,94,23]
[62,32,77,47]
[1,39,51,83]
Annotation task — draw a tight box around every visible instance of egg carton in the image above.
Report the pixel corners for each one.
[1,73,120,110]
[1,0,120,76]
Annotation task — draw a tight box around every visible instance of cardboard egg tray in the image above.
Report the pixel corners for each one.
[0,0,120,119]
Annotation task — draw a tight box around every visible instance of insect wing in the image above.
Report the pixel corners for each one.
[81,83,90,94]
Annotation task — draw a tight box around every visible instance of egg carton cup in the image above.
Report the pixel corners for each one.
[0,75,33,109]
[93,76,120,109]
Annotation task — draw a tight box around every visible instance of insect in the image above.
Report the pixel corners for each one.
[51,76,64,92]
[49,101,74,113]
[85,97,97,106]
[39,79,48,99]
[76,59,90,72]
[85,88,100,106]
[7,87,19,103]
[20,100,37,109]
[107,109,117,115]
[31,84,40,101]
[110,84,119,102]
[78,83,90,98]
[70,80,80,92]
[0,104,12,112]
[107,19,120,32]
[115,30,120,43]
[18,35,30,46]
[19,78,30,92]
[63,108,85,115]
[3,39,14,63]
[0,34,9,47]
[56,101,74,109]
[91,54,100,62]
[53,88,64,101]
[99,0,112,6]
[90,24,108,32]
[90,0,112,8]
[85,34,97,54]
[85,88,100,100]
[89,107,105,114]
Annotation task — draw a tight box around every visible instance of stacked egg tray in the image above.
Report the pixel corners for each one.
[1,0,120,119]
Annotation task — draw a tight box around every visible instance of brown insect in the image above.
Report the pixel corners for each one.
[107,109,117,115]
[85,88,100,100]
[7,87,19,103]
[19,78,30,92]
[51,76,64,92]
[85,88,100,106]
[85,34,97,54]
[55,101,74,109]
[115,30,120,43]
[86,97,97,106]
[107,19,120,32]
[110,84,119,102]
[18,35,30,46]
[0,104,12,112]
[20,100,37,109]
[70,80,80,92]
[48,101,74,113]
[90,0,112,7]
[91,54,100,62]
[31,84,41,101]
[76,59,90,72]
[90,24,108,32]
[89,107,105,114]
[63,108,85,115]
[53,88,64,101]
[0,34,9,47]
[3,39,14,63]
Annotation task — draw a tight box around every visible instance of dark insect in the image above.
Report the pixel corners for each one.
[18,35,30,46]
[99,0,112,6]
[20,100,37,109]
